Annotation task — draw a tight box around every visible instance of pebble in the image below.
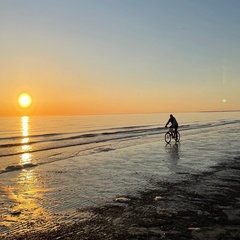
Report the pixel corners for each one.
[114,197,131,203]
[154,196,162,201]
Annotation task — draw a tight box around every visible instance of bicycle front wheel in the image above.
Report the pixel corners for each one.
[165,132,171,144]
[175,131,180,142]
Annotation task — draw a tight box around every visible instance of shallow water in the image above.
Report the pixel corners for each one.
[0,112,240,236]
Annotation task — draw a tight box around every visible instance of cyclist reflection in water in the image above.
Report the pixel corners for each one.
[165,114,178,137]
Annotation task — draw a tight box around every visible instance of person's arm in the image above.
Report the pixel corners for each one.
[165,118,170,128]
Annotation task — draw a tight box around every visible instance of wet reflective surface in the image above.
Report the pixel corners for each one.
[0,114,240,237]
[20,116,33,165]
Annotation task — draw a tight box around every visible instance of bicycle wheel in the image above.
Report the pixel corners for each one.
[165,132,171,144]
[175,131,180,142]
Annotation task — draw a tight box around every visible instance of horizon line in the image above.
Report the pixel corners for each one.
[1,109,240,118]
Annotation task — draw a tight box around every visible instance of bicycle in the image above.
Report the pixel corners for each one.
[165,128,180,144]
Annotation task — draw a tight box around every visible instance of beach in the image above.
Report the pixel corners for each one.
[2,156,240,239]
[0,113,240,239]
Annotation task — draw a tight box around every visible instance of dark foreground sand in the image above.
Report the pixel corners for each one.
[3,157,240,240]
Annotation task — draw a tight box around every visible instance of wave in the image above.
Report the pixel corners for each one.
[0,133,62,141]
[0,141,38,148]
[0,120,239,159]
[0,163,38,174]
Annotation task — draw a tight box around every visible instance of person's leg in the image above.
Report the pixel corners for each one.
[174,126,178,139]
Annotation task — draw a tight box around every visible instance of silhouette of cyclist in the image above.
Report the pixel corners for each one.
[165,114,178,138]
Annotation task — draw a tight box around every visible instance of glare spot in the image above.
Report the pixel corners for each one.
[18,93,32,108]
[222,98,227,103]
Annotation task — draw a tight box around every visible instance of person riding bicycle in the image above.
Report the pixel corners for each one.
[165,114,178,138]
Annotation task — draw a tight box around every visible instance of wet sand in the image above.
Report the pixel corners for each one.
[3,156,240,240]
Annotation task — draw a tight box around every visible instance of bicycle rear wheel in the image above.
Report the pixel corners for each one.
[165,132,171,144]
[175,131,180,142]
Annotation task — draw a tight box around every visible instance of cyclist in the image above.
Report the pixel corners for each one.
[165,114,178,138]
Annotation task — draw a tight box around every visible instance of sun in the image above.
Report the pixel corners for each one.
[18,93,32,108]
[222,98,227,104]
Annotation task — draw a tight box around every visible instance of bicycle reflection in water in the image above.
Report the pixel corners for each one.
[165,142,180,173]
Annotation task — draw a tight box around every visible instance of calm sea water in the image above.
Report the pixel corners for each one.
[0,112,239,174]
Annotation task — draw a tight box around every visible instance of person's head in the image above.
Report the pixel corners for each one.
[170,114,173,118]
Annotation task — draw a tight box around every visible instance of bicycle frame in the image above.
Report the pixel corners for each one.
[165,128,180,144]
[168,127,176,138]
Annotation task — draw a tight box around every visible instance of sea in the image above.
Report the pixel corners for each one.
[0,112,239,173]
[0,112,240,236]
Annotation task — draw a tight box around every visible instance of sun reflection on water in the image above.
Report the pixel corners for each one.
[4,169,53,232]
[0,117,53,234]
[20,116,32,165]
[21,116,29,137]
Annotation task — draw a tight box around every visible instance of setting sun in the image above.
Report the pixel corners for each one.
[18,93,32,108]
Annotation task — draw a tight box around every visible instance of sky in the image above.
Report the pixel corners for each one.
[0,0,239,117]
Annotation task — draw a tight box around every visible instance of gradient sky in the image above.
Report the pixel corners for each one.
[0,0,239,116]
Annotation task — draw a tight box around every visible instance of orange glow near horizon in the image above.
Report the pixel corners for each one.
[1,2,240,117]
[0,85,237,117]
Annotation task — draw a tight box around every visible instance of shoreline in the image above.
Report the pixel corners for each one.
[2,157,240,240]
